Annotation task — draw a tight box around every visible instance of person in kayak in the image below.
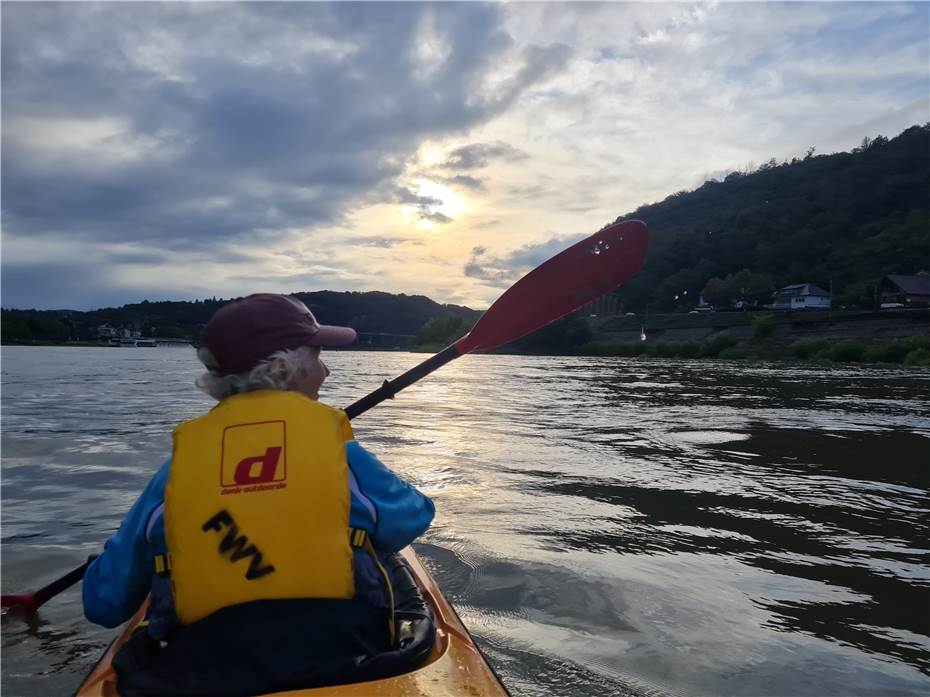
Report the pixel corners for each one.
[82,293,436,696]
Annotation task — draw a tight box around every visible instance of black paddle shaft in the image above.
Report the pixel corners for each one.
[344,345,460,420]
[34,555,98,606]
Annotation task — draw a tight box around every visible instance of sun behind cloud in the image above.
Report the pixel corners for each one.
[414,178,462,227]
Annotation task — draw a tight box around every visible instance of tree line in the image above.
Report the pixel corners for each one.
[609,124,929,312]
[1,292,479,344]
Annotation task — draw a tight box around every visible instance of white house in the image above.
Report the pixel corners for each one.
[96,323,142,339]
[95,323,118,338]
[770,283,831,310]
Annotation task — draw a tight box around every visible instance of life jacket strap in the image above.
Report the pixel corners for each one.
[349,527,369,548]
[154,554,172,576]
[350,526,396,644]
[361,537,396,648]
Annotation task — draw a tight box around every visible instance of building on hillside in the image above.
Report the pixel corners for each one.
[96,324,142,339]
[879,275,930,308]
[770,283,832,310]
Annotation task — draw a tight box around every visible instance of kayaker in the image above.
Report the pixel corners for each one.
[82,293,436,696]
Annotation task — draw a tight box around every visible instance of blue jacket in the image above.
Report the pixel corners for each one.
[83,440,435,629]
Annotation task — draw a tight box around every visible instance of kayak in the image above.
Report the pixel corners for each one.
[75,547,509,697]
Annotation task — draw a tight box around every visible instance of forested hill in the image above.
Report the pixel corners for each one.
[612,124,930,310]
[5,125,928,344]
[1,291,480,343]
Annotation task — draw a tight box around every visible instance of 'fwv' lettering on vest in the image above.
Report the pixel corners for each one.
[202,510,276,580]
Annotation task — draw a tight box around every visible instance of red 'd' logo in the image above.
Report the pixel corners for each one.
[221,421,286,492]
[234,446,282,485]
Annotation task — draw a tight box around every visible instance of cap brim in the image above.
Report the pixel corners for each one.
[309,325,357,347]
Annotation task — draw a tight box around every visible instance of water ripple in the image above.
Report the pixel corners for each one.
[2,347,929,696]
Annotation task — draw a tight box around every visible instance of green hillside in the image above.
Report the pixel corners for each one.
[612,124,930,311]
[1,292,480,344]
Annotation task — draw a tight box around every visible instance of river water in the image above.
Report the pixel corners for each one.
[1,346,928,697]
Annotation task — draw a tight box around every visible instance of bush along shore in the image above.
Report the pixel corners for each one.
[579,333,930,367]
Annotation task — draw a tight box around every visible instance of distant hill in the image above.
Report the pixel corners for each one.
[1,291,480,343]
[5,125,927,347]
[611,124,930,311]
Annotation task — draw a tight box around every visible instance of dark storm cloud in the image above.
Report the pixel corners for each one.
[1,2,572,305]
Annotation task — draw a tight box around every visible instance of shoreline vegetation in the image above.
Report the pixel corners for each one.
[4,321,929,367]
[4,307,928,368]
[576,333,930,367]
[410,309,930,367]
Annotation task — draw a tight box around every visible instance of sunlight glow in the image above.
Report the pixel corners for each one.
[416,179,462,219]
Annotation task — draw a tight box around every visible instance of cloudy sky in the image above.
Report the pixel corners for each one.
[2,2,927,311]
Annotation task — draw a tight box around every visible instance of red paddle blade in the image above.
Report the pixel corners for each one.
[1,594,39,613]
[455,220,648,354]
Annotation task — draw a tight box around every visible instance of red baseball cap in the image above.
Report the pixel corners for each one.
[200,293,357,374]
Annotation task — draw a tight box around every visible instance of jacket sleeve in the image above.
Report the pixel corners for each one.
[82,460,169,627]
[346,441,435,553]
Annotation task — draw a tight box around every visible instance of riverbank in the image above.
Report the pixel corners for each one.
[0,340,408,352]
[0,340,188,347]
[585,308,930,366]
[411,308,930,366]
[579,333,930,366]
[0,340,112,347]
[596,307,929,341]
[9,308,928,367]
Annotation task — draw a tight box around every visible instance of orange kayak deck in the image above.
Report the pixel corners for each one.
[75,547,509,697]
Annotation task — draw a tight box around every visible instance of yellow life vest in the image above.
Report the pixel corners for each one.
[165,390,356,625]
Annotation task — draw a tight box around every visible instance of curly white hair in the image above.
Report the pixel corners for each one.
[195,345,317,401]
